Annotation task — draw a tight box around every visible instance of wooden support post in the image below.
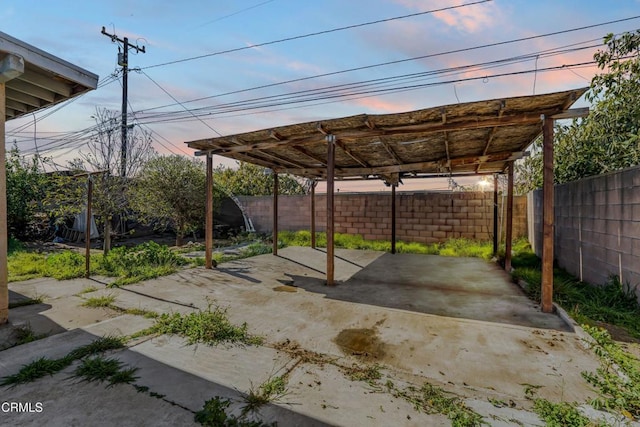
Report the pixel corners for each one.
[205,153,213,269]
[391,184,397,254]
[505,163,514,272]
[0,83,7,323]
[326,135,335,286]
[493,174,499,257]
[273,171,279,256]
[85,176,93,278]
[310,181,316,249]
[541,117,555,313]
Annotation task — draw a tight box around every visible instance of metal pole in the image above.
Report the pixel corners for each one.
[85,176,93,278]
[541,117,555,313]
[273,171,278,256]
[205,154,213,269]
[326,135,335,286]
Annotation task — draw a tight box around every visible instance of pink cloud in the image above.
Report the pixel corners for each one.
[393,0,501,33]
[348,96,415,113]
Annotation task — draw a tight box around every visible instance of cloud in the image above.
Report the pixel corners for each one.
[392,0,501,33]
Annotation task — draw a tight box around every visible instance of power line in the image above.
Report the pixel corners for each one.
[143,0,493,70]
[192,0,276,29]
[138,15,640,115]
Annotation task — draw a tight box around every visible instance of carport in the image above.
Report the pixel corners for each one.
[186,88,588,314]
[0,32,98,324]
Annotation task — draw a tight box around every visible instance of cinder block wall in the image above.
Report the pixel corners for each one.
[531,165,640,299]
[238,191,527,244]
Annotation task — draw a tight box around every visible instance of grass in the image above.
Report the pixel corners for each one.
[8,294,44,309]
[277,230,497,260]
[195,396,276,427]
[82,294,116,308]
[242,375,288,416]
[149,304,263,347]
[581,326,640,421]
[511,246,640,339]
[12,324,48,346]
[532,399,595,427]
[74,356,139,387]
[1,336,125,387]
[384,380,486,427]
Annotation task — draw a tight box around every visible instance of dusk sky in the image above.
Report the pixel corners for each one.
[3,0,640,191]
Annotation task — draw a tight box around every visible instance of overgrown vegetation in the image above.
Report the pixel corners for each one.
[242,375,288,416]
[82,294,116,308]
[278,231,496,259]
[581,326,640,421]
[74,356,139,387]
[1,336,125,387]
[195,396,276,427]
[532,399,594,427]
[384,380,486,427]
[149,304,263,347]
[11,324,48,347]
[511,245,640,339]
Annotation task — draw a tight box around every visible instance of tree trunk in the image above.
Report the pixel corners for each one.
[103,219,111,255]
[175,232,184,247]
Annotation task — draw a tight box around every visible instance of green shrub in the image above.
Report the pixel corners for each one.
[44,251,85,279]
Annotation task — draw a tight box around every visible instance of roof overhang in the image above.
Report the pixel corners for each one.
[0,31,99,121]
[186,88,588,185]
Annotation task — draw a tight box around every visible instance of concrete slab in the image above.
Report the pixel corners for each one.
[0,247,623,426]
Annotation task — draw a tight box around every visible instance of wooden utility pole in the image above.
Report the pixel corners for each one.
[101,27,145,178]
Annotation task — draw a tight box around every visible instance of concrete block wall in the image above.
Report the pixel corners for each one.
[238,191,527,244]
[531,165,640,299]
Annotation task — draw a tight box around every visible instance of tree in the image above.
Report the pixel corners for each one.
[49,107,156,252]
[515,30,640,194]
[128,155,206,246]
[213,161,307,196]
[5,145,47,238]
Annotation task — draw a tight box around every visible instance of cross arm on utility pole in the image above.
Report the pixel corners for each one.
[100,27,145,178]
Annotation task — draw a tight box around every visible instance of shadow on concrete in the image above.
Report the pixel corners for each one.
[284,252,570,331]
[0,325,331,426]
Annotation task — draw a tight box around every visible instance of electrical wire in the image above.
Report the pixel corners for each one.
[143,0,493,70]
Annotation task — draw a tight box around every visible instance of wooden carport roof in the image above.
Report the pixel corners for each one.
[188,87,588,316]
[187,88,587,185]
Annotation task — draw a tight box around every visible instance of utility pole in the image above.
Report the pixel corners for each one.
[101,27,145,177]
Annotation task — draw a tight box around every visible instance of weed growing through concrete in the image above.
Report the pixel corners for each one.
[383,380,487,427]
[343,362,383,386]
[195,396,276,427]
[7,294,44,309]
[241,375,288,416]
[74,356,139,387]
[82,294,116,308]
[76,286,99,295]
[12,324,48,346]
[150,305,263,346]
[0,336,125,387]
[531,399,594,427]
[581,326,640,421]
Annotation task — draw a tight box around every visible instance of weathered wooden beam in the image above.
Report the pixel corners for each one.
[541,117,555,313]
[1,83,8,323]
[505,163,514,272]
[293,145,326,166]
[326,134,335,286]
[334,138,369,168]
[550,107,589,120]
[310,181,317,249]
[380,139,403,165]
[205,153,213,269]
[279,151,523,177]
[493,173,499,257]
[273,171,278,256]
[391,184,397,255]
